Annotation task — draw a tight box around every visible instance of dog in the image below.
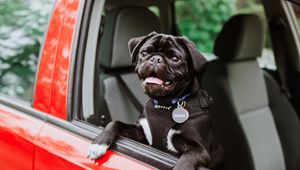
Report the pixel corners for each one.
[88,32,224,170]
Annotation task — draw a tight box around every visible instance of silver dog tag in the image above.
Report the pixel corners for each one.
[172,101,189,123]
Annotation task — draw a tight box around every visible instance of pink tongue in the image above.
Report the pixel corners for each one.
[144,77,164,85]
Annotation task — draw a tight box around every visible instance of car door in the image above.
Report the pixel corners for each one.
[0,101,46,170]
[32,0,165,169]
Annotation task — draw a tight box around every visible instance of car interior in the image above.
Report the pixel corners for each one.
[201,13,300,170]
[80,0,300,169]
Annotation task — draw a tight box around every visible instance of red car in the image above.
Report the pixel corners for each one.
[1,0,300,169]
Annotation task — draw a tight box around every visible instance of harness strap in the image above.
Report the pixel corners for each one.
[145,100,176,151]
[145,90,212,152]
[198,90,214,109]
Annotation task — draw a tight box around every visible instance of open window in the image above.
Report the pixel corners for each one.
[69,0,181,169]
[69,0,300,169]
[79,0,164,126]
[79,0,279,127]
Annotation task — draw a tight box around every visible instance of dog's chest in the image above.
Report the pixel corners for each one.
[145,101,177,151]
[144,99,209,152]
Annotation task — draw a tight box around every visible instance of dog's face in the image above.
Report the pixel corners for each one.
[128,32,206,99]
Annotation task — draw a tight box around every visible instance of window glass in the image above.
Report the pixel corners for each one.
[175,0,276,69]
[148,6,160,17]
[0,0,54,102]
[83,3,161,126]
[175,0,235,54]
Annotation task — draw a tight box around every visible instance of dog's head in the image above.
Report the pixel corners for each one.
[128,32,206,99]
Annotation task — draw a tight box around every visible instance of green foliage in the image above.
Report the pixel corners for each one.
[0,0,53,101]
[176,0,270,52]
[176,0,236,53]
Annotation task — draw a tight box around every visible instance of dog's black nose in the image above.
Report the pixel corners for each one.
[149,55,163,65]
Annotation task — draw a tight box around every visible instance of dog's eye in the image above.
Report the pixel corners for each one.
[171,56,180,62]
[141,51,148,57]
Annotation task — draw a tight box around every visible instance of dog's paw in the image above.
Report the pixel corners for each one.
[87,144,109,160]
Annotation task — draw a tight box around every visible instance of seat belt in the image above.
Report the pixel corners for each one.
[269,17,292,99]
[115,74,144,113]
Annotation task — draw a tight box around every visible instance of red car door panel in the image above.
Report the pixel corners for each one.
[35,121,154,170]
[34,0,81,120]
[33,0,67,114]
[0,103,46,170]
[49,0,80,120]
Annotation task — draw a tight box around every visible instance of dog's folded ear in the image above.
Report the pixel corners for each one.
[128,31,157,63]
[180,37,207,73]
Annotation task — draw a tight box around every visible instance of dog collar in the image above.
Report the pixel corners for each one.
[153,92,192,106]
[153,94,192,123]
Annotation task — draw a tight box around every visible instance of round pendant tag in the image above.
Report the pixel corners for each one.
[172,107,189,123]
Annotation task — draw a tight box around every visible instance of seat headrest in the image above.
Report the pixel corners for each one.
[99,7,161,69]
[213,14,264,61]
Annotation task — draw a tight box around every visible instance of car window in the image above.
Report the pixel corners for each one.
[148,6,160,17]
[80,2,162,126]
[0,0,54,102]
[175,0,276,69]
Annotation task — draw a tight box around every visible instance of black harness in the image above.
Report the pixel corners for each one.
[144,90,213,152]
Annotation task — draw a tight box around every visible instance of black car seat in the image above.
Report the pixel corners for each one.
[200,14,300,170]
[92,6,161,125]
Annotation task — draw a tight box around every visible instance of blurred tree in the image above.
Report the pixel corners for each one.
[176,0,236,53]
[0,0,52,101]
[175,0,271,53]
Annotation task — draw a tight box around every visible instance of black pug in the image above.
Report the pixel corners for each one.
[88,32,223,170]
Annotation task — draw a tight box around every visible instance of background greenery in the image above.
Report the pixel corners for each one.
[1,0,299,102]
[0,0,53,101]
[175,0,266,53]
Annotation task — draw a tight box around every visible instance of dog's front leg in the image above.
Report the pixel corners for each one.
[88,120,146,160]
[170,134,210,170]
[173,146,210,170]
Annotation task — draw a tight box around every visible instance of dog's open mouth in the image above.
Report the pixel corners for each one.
[142,73,175,89]
[140,71,178,97]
